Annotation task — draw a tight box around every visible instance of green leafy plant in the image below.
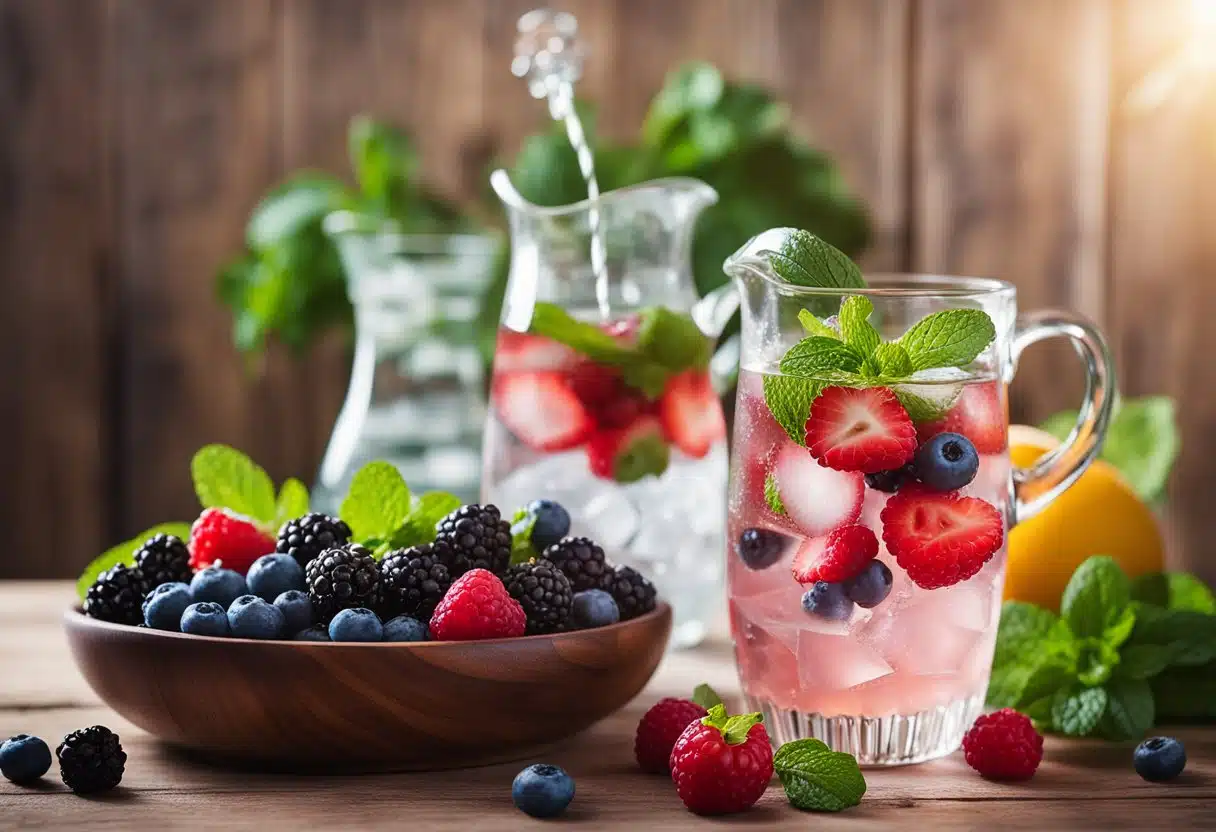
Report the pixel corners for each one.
[337,461,460,556]
[988,554,1216,738]
[774,739,866,812]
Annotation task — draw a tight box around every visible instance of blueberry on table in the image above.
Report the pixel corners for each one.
[843,560,894,608]
[735,528,788,570]
[180,602,230,637]
[382,615,429,642]
[328,608,384,642]
[1134,737,1186,782]
[914,432,979,492]
[273,590,314,635]
[801,581,854,621]
[512,763,575,818]
[142,582,193,631]
[524,499,572,550]
[227,595,286,640]
[570,589,620,629]
[189,566,248,609]
[247,553,306,602]
[0,734,52,785]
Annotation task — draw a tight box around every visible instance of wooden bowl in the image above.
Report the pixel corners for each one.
[64,603,671,771]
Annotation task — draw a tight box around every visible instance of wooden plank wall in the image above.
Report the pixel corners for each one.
[0,0,1213,581]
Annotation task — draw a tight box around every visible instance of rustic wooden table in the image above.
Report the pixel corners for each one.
[1,583,1212,830]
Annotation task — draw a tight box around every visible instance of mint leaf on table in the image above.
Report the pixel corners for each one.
[76,522,194,600]
[897,309,996,371]
[273,478,310,529]
[1051,685,1108,736]
[779,337,863,377]
[773,739,866,813]
[390,491,462,550]
[1061,555,1132,640]
[1131,572,1216,614]
[191,444,277,524]
[764,472,787,515]
[339,461,412,547]
[837,296,881,358]
[637,306,711,370]
[691,683,724,710]
[797,309,841,340]
[767,229,866,290]
[1097,678,1155,741]
[762,375,823,445]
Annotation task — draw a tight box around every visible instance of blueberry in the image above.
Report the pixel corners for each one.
[512,763,575,818]
[0,734,52,785]
[1134,736,1187,782]
[189,566,248,609]
[227,595,285,640]
[570,589,621,629]
[914,432,979,492]
[142,582,193,631]
[181,602,230,637]
[382,615,429,642]
[328,608,383,642]
[735,528,788,570]
[843,561,893,609]
[865,466,912,493]
[246,554,306,602]
[802,581,854,620]
[523,499,572,550]
[293,624,331,642]
[273,590,314,634]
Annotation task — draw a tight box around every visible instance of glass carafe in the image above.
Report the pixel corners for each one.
[481,172,735,649]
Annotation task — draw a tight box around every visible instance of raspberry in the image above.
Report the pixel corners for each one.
[669,707,773,815]
[791,524,879,584]
[962,708,1043,780]
[634,698,707,774]
[188,508,275,575]
[429,569,526,641]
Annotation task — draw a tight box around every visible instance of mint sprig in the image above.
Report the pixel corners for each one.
[339,461,460,556]
[191,444,279,525]
[773,739,866,813]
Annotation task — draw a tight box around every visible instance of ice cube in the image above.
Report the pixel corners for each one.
[862,595,985,676]
[797,630,894,691]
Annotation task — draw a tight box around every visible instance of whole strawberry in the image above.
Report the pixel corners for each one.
[962,708,1043,780]
[188,508,275,575]
[430,568,526,641]
[669,705,773,815]
[634,698,707,774]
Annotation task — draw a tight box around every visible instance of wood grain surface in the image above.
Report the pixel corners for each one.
[2,583,1214,830]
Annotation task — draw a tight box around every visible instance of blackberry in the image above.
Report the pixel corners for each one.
[378,544,452,620]
[609,565,657,621]
[132,533,191,588]
[83,564,147,625]
[504,559,573,635]
[541,536,613,593]
[434,504,512,577]
[276,512,352,568]
[56,726,126,794]
[305,544,380,624]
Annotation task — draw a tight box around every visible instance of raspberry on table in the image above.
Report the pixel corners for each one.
[962,708,1043,780]
[669,705,773,815]
[429,568,526,641]
[634,698,708,774]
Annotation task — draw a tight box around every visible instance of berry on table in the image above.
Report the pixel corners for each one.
[132,533,192,588]
[0,734,52,785]
[429,569,526,641]
[801,581,854,621]
[504,559,574,635]
[187,507,276,575]
[570,589,620,629]
[275,512,352,569]
[1134,736,1187,782]
[306,544,380,624]
[842,560,894,608]
[962,708,1043,780]
[805,385,917,473]
[735,528,789,571]
[84,564,147,625]
[512,763,575,818]
[141,582,193,631]
[864,466,911,494]
[189,565,248,610]
[56,726,126,794]
[522,499,571,551]
[293,624,330,642]
[434,504,513,578]
[791,524,878,584]
[634,698,707,774]
[382,615,429,642]
[881,486,1004,589]
[328,608,384,642]
[226,595,285,640]
[246,554,306,603]
[608,564,657,621]
[180,602,229,637]
[914,432,979,492]
[378,544,452,621]
[669,705,773,815]
[542,536,613,593]
[273,590,314,635]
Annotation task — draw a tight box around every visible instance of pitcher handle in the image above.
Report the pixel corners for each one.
[1010,310,1117,525]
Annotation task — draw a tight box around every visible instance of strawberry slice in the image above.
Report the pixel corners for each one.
[493,330,577,373]
[659,370,726,458]
[805,386,917,473]
[880,486,1005,589]
[568,360,655,429]
[791,524,879,584]
[916,380,1007,454]
[586,415,671,483]
[770,444,864,537]
[493,371,592,452]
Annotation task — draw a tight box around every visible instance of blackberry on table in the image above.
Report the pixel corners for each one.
[132,533,192,588]
[378,544,452,620]
[504,559,573,635]
[305,544,380,624]
[434,504,512,578]
[56,726,126,794]
[83,564,147,625]
[542,536,613,593]
[609,565,657,621]
[276,512,352,568]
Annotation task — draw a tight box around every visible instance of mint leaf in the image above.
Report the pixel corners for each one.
[1131,572,1216,614]
[1116,644,1173,680]
[764,472,787,515]
[872,342,913,377]
[1076,637,1121,686]
[191,444,277,524]
[701,704,763,745]
[77,522,193,600]
[1062,555,1131,640]
[1127,605,1216,667]
[1097,678,1154,741]
[529,302,666,395]
[509,508,540,566]
[898,309,996,371]
[1018,657,1078,708]
[1104,606,1137,650]
[995,601,1063,666]
[763,375,824,445]
[838,296,881,357]
[637,306,711,371]
[340,462,412,544]
[779,337,863,377]
[767,229,865,291]
[1051,686,1108,736]
[274,478,310,529]
[692,683,724,710]
[391,490,462,550]
[797,309,841,340]
[774,739,866,813]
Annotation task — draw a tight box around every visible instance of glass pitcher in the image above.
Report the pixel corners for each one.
[481,172,736,649]
[722,229,1114,764]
